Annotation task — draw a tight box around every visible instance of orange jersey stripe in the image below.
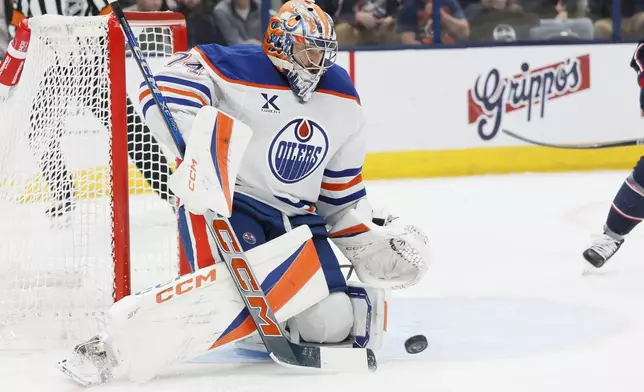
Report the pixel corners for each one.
[194,47,360,104]
[139,86,208,106]
[329,223,370,238]
[321,174,362,191]
[215,112,234,215]
[316,88,361,104]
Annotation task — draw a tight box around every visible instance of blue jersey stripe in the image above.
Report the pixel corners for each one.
[275,195,314,209]
[317,189,367,206]
[323,167,363,178]
[140,75,212,102]
[142,96,203,117]
[195,44,359,101]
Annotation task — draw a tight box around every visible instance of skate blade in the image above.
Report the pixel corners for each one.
[582,260,600,276]
[49,214,73,229]
[56,359,96,387]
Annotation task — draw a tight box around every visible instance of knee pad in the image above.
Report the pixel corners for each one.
[288,283,388,350]
[291,292,354,344]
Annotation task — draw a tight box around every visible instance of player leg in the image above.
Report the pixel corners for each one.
[0,20,74,219]
[179,194,356,345]
[233,196,374,346]
[177,202,268,273]
[287,215,389,348]
[29,60,76,219]
[583,155,644,267]
[58,224,329,386]
[37,137,75,218]
[287,233,353,344]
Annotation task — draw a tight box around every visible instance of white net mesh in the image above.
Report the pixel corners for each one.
[0,14,182,350]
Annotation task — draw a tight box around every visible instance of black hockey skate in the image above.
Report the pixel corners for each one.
[583,234,624,268]
[45,199,75,219]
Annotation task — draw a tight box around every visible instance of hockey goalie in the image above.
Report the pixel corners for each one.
[58,0,430,385]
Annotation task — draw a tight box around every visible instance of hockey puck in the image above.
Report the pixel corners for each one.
[404,334,428,354]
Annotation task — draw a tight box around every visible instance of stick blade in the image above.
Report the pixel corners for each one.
[270,346,377,373]
[502,129,639,149]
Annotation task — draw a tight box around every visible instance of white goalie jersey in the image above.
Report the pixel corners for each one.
[142,43,367,224]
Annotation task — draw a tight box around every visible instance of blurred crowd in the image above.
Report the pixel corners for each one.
[1,0,644,57]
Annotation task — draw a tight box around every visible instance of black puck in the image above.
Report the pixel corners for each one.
[404,334,428,354]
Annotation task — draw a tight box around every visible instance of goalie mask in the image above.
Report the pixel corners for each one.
[263,0,338,103]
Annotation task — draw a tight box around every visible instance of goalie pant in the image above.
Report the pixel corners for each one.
[178,192,354,344]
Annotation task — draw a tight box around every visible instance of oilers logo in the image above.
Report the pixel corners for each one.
[268,119,329,184]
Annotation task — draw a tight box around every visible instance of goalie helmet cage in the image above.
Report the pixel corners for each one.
[0,12,187,349]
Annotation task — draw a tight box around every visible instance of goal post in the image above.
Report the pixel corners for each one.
[0,12,187,349]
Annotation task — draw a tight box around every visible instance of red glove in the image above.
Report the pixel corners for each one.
[0,19,31,88]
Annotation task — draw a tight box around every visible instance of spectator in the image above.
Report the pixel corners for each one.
[354,0,401,44]
[316,0,362,46]
[397,0,470,44]
[524,0,594,39]
[0,0,8,57]
[322,0,400,46]
[591,0,644,39]
[467,0,539,41]
[125,0,172,54]
[175,0,226,47]
[213,0,262,45]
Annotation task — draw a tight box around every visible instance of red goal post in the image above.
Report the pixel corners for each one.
[0,11,187,348]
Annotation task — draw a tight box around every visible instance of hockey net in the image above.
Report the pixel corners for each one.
[0,12,187,349]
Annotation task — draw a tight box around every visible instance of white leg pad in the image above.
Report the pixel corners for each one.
[98,225,330,383]
[292,291,354,344]
[348,282,388,351]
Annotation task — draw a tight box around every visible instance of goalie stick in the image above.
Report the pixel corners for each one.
[502,129,644,149]
[109,2,377,373]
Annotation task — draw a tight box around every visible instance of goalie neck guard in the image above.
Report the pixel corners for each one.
[263,0,338,103]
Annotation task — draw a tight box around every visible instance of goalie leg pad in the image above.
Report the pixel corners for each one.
[284,282,388,351]
[348,282,388,351]
[291,292,354,344]
[80,225,330,384]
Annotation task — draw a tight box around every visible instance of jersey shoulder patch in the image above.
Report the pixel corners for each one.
[194,44,290,90]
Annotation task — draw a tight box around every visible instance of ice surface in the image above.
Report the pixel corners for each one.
[4,170,644,392]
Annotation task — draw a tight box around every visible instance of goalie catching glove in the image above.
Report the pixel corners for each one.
[168,106,252,217]
[329,199,429,289]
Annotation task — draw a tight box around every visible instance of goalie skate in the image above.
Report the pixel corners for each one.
[583,233,624,269]
[45,198,75,218]
[57,334,117,387]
